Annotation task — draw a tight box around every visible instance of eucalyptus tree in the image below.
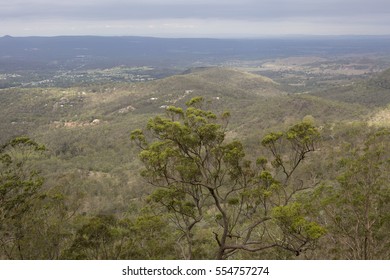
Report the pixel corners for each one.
[131,97,324,259]
[0,137,45,259]
[313,129,390,259]
[0,137,77,259]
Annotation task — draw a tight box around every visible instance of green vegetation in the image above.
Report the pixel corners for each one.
[306,128,390,259]
[131,98,323,259]
[0,137,73,259]
[0,66,390,259]
[309,69,390,107]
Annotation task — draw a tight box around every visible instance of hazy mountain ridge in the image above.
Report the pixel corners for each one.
[2,35,390,71]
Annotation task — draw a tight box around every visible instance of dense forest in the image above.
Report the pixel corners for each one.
[1,66,390,260]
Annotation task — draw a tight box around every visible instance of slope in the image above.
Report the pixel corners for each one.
[0,67,371,214]
[309,68,390,107]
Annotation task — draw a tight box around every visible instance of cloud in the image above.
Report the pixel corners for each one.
[1,0,390,36]
[2,0,390,20]
[3,16,390,38]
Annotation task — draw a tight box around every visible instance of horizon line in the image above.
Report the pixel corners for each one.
[2,34,390,40]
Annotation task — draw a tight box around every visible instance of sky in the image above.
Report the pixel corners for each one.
[1,0,390,38]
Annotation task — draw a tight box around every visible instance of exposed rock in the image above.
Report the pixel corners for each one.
[118,105,135,114]
[91,119,100,125]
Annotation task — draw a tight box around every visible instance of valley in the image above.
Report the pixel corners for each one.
[1,36,390,260]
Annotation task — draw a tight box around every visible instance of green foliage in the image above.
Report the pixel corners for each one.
[132,98,322,259]
[185,96,204,107]
[64,212,177,260]
[273,203,326,247]
[261,132,283,146]
[63,215,124,259]
[305,128,390,259]
[129,213,177,259]
[0,137,45,221]
[149,188,196,217]
[0,137,75,259]
[286,122,320,144]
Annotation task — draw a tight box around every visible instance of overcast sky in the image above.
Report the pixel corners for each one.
[1,0,390,37]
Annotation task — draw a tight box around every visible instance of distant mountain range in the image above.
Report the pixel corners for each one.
[2,35,390,71]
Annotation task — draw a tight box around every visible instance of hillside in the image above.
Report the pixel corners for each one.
[0,68,289,213]
[0,67,375,150]
[309,68,390,107]
[369,68,390,90]
[0,67,367,145]
[0,67,380,216]
[0,68,279,130]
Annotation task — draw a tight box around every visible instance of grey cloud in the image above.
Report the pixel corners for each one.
[1,0,390,21]
[2,0,390,37]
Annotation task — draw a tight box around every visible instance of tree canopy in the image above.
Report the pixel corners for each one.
[131,97,324,259]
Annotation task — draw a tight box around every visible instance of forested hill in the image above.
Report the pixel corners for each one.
[0,67,367,144]
[309,67,390,107]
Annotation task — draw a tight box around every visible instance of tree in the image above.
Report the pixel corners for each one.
[312,129,390,259]
[131,97,324,259]
[0,137,77,259]
[0,137,46,259]
[63,215,126,260]
[63,212,177,260]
